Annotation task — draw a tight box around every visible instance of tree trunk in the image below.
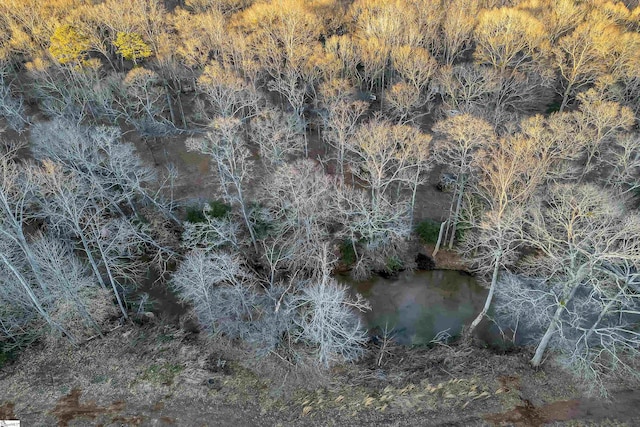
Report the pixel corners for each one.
[448,175,466,249]
[95,236,128,320]
[78,232,107,290]
[409,168,420,228]
[164,81,176,126]
[531,285,579,367]
[559,82,573,113]
[581,286,626,349]
[468,252,501,335]
[531,304,563,367]
[432,220,447,257]
[0,253,76,343]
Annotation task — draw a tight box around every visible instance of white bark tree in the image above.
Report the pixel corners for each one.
[346,117,431,221]
[288,245,370,367]
[30,119,178,224]
[31,161,135,319]
[519,184,640,368]
[432,114,495,249]
[0,150,107,343]
[171,250,258,338]
[318,78,369,179]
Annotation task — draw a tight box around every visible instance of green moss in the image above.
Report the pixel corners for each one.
[546,101,562,114]
[208,200,232,219]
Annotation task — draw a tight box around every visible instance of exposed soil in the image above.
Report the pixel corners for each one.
[0,402,15,419]
[51,388,125,427]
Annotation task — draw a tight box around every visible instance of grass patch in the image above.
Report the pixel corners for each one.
[91,374,109,384]
[141,363,184,386]
[415,219,441,244]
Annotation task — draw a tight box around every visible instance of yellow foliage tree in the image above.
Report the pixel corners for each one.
[114,32,152,65]
[49,24,90,65]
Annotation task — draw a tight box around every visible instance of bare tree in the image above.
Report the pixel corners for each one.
[0,151,77,342]
[337,185,412,278]
[117,67,174,136]
[288,245,370,366]
[0,65,28,131]
[31,162,130,319]
[601,133,640,195]
[182,204,239,251]
[460,207,523,335]
[248,106,304,169]
[436,63,499,118]
[27,235,113,338]
[186,117,257,249]
[346,117,431,218]
[573,89,635,177]
[196,61,261,121]
[462,132,550,335]
[30,120,178,224]
[318,78,369,179]
[171,250,258,338]
[432,114,495,249]
[260,159,341,272]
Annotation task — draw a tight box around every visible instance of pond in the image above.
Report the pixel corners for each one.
[340,270,507,346]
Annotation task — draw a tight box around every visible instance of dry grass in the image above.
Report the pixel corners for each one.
[0,322,635,426]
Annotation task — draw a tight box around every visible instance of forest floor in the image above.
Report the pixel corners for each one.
[128,130,453,225]
[1,321,639,426]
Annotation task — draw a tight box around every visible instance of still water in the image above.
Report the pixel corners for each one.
[341,270,504,346]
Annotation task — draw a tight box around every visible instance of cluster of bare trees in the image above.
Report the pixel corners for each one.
[0,121,176,347]
[449,105,640,389]
[0,0,638,379]
[172,245,369,366]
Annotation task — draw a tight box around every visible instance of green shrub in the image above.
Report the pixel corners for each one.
[185,200,231,223]
[545,101,561,114]
[207,200,232,219]
[186,205,207,223]
[415,219,441,244]
[0,342,20,370]
[386,256,403,272]
[340,240,357,265]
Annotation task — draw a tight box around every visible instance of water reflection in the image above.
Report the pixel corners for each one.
[340,270,504,346]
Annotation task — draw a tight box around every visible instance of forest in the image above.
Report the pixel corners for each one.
[0,0,640,420]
